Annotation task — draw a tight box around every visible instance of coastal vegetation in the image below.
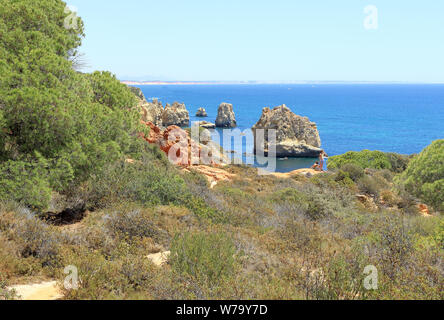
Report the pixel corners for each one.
[328,150,410,173]
[0,0,146,210]
[396,140,444,212]
[0,0,442,300]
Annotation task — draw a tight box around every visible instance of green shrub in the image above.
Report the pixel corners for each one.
[385,152,411,173]
[270,186,351,221]
[340,163,364,182]
[328,150,392,171]
[0,160,52,210]
[304,194,334,221]
[334,170,355,188]
[0,277,18,300]
[270,188,306,203]
[105,209,166,243]
[373,215,414,279]
[317,253,369,300]
[377,169,394,182]
[1,210,62,268]
[380,189,398,207]
[61,247,157,300]
[85,152,190,208]
[357,176,380,196]
[396,140,444,211]
[433,219,444,249]
[170,232,237,285]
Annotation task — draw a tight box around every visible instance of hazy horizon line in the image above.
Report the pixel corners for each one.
[121,80,444,85]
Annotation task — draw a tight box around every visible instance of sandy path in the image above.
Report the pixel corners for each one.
[268,168,323,178]
[9,281,63,300]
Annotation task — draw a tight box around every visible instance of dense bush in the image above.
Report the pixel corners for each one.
[340,163,364,182]
[85,156,190,208]
[270,183,354,221]
[374,216,414,279]
[357,176,381,196]
[385,152,411,173]
[396,140,444,211]
[0,0,146,210]
[0,160,52,210]
[328,150,409,172]
[0,208,62,269]
[105,208,168,245]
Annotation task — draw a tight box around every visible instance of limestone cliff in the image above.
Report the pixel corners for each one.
[162,102,190,127]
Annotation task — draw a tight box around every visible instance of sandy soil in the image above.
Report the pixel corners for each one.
[9,281,63,300]
[146,251,171,267]
[268,168,324,179]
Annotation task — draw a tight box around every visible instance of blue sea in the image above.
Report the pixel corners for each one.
[137,84,444,172]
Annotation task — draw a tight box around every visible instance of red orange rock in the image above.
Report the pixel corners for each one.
[418,204,430,216]
[141,121,206,166]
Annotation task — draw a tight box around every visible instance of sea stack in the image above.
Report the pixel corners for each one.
[193,121,216,129]
[252,105,323,157]
[196,107,208,117]
[215,103,236,128]
[162,102,190,127]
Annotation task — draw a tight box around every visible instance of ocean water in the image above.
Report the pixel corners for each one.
[137,84,444,172]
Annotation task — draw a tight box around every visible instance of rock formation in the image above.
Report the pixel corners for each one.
[196,107,208,117]
[140,99,164,126]
[162,102,190,127]
[129,86,191,127]
[215,103,236,128]
[252,105,323,158]
[141,121,228,166]
[193,121,216,129]
[128,86,164,126]
[128,86,145,100]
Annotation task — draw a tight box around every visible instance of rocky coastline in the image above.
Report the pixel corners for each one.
[132,86,324,158]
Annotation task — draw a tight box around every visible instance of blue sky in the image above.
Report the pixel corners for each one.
[66,0,444,82]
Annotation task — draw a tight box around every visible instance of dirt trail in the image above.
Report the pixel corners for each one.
[9,281,63,300]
